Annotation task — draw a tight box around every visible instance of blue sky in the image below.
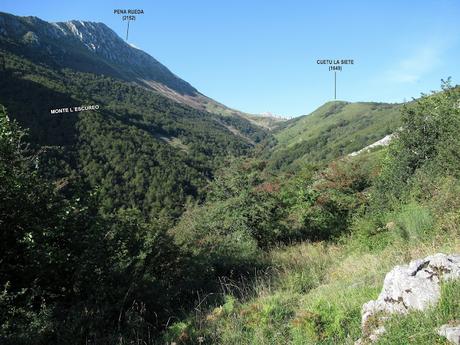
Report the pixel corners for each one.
[2,0,459,116]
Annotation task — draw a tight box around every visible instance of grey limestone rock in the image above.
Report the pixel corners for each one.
[355,253,460,344]
[438,323,460,345]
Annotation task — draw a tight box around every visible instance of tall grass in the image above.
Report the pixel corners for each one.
[163,192,460,345]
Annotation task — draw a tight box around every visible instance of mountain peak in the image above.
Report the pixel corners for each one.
[0,12,198,96]
[0,12,259,118]
[52,20,120,51]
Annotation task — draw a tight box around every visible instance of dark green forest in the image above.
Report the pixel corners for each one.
[0,50,268,220]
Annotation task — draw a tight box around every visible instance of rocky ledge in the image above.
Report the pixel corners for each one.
[355,253,460,344]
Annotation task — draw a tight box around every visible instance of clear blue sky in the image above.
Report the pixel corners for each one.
[2,0,460,116]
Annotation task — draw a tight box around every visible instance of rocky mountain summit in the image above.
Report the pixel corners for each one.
[0,12,197,96]
[0,11,258,117]
[356,253,460,344]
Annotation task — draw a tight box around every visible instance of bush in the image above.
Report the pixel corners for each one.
[281,155,376,242]
[172,201,263,276]
[374,81,460,208]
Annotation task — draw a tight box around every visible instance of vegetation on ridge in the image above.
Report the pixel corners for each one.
[162,81,460,344]
[261,100,401,171]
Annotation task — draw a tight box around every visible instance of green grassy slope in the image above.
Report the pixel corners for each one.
[263,101,401,170]
[176,234,459,345]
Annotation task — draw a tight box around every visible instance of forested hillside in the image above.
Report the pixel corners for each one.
[0,50,268,218]
[0,11,263,121]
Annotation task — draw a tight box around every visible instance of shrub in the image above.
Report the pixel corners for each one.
[374,81,460,209]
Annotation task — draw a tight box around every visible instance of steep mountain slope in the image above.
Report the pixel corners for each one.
[262,100,402,170]
[0,13,269,218]
[0,11,270,124]
[0,13,194,92]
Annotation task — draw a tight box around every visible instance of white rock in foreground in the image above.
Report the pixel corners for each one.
[438,323,460,345]
[355,253,460,344]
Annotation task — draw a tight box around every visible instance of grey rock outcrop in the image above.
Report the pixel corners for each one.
[438,323,460,345]
[355,253,460,344]
[349,133,395,157]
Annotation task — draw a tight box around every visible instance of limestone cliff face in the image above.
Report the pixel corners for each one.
[0,12,197,96]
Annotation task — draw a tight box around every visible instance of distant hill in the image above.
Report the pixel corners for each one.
[261,100,402,170]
